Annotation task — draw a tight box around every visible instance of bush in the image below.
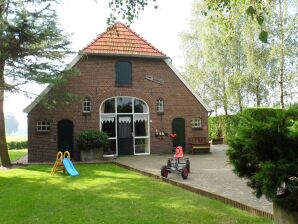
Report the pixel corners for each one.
[227,106,298,212]
[208,115,239,142]
[77,130,109,151]
[7,141,28,150]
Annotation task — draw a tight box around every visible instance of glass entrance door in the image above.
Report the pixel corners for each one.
[117,115,134,155]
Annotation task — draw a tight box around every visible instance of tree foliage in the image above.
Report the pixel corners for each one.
[227,106,298,211]
[107,0,158,24]
[0,0,71,166]
[4,112,18,135]
[181,0,297,115]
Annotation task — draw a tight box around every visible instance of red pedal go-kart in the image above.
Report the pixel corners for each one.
[161,146,190,179]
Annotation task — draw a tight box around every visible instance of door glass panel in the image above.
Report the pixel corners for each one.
[134,99,148,113]
[101,98,115,113]
[117,97,132,113]
[101,117,116,137]
[118,116,131,138]
[134,115,148,137]
[104,139,116,155]
[135,138,149,154]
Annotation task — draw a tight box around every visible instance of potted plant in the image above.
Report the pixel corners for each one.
[77,130,109,161]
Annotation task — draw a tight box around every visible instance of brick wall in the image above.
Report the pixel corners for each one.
[28,56,209,162]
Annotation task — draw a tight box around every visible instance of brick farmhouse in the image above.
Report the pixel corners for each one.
[24,23,211,162]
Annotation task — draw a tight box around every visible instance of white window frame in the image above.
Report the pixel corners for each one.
[99,96,150,157]
[36,121,50,132]
[83,97,91,113]
[191,118,202,128]
[156,98,164,113]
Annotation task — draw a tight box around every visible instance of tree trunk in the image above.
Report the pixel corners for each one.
[221,67,228,115]
[278,0,285,109]
[238,90,243,112]
[237,50,243,112]
[0,59,11,166]
[256,78,261,107]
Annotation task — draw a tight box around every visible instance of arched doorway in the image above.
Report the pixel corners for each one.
[100,96,150,156]
[58,119,74,156]
[172,118,185,150]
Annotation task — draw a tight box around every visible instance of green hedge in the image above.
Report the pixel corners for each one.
[208,115,239,142]
[7,141,28,150]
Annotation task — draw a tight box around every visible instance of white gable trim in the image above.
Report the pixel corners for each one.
[23,54,82,113]
[163,59,212,112]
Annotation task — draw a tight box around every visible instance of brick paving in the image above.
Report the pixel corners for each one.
[115,144,273,214]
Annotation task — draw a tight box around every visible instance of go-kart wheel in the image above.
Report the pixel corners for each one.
[181,165,189,179]
[161,165,168,178]
[186,159,190,173]
[167,159,172,173]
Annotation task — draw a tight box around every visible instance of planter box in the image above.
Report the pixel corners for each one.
[274,202,298,224]
[212,138,224,145]
[80,149,103,162]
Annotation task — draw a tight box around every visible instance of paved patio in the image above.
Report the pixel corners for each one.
[115,144,273,214]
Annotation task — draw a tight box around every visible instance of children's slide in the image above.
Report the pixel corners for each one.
[62,158,79,176]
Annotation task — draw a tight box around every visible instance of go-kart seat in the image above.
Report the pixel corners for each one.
[175,146,184,158]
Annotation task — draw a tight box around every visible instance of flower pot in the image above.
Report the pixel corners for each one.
[80,148,103,162]
[273,202,298,224]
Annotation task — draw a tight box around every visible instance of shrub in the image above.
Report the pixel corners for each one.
[227,106,298,212]
[208,115,239,142]
[77,130,109,151]
[7,141,28,150]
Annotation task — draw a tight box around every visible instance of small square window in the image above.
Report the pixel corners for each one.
[191,118,202,128]
[83,97,91,113]
[36,121,50,132]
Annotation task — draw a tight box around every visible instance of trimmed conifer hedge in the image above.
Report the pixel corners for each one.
[227,106,298,212]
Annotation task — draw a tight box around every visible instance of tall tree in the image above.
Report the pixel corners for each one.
[269,0,298,108]
[0,0,71,166]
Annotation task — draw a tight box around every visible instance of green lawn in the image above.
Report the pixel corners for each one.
[0,164,273,224]
[0,149,28,166]
[8,149,28,162]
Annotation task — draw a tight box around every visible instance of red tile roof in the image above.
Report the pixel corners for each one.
[82,22,166,58]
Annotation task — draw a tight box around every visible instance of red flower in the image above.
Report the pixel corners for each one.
[169,133,177,139]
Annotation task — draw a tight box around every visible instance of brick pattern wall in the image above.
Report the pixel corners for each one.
[28,56,208,162]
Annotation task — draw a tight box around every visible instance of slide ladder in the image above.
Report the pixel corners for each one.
[51,151,79,176]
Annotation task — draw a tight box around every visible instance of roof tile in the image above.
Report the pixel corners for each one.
[82,22,166,58]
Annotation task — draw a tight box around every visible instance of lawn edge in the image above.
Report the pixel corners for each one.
[113,161,273,220]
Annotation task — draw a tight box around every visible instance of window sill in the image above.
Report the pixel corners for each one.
[115,84,132,88]
[192,127,202,130]
[82,112,91,116]
[157,112,164,115]
[36,131,51,135]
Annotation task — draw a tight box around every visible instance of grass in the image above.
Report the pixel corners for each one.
[0,149,28,166]
[0,164,272,224]
[8,149,28,162]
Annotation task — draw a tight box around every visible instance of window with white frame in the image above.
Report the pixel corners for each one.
[83,97,91,113]
[36,121,50,132]
[156,98,164,113]
[191,118,202,128]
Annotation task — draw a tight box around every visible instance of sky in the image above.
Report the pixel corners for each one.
[4,0,195,136]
